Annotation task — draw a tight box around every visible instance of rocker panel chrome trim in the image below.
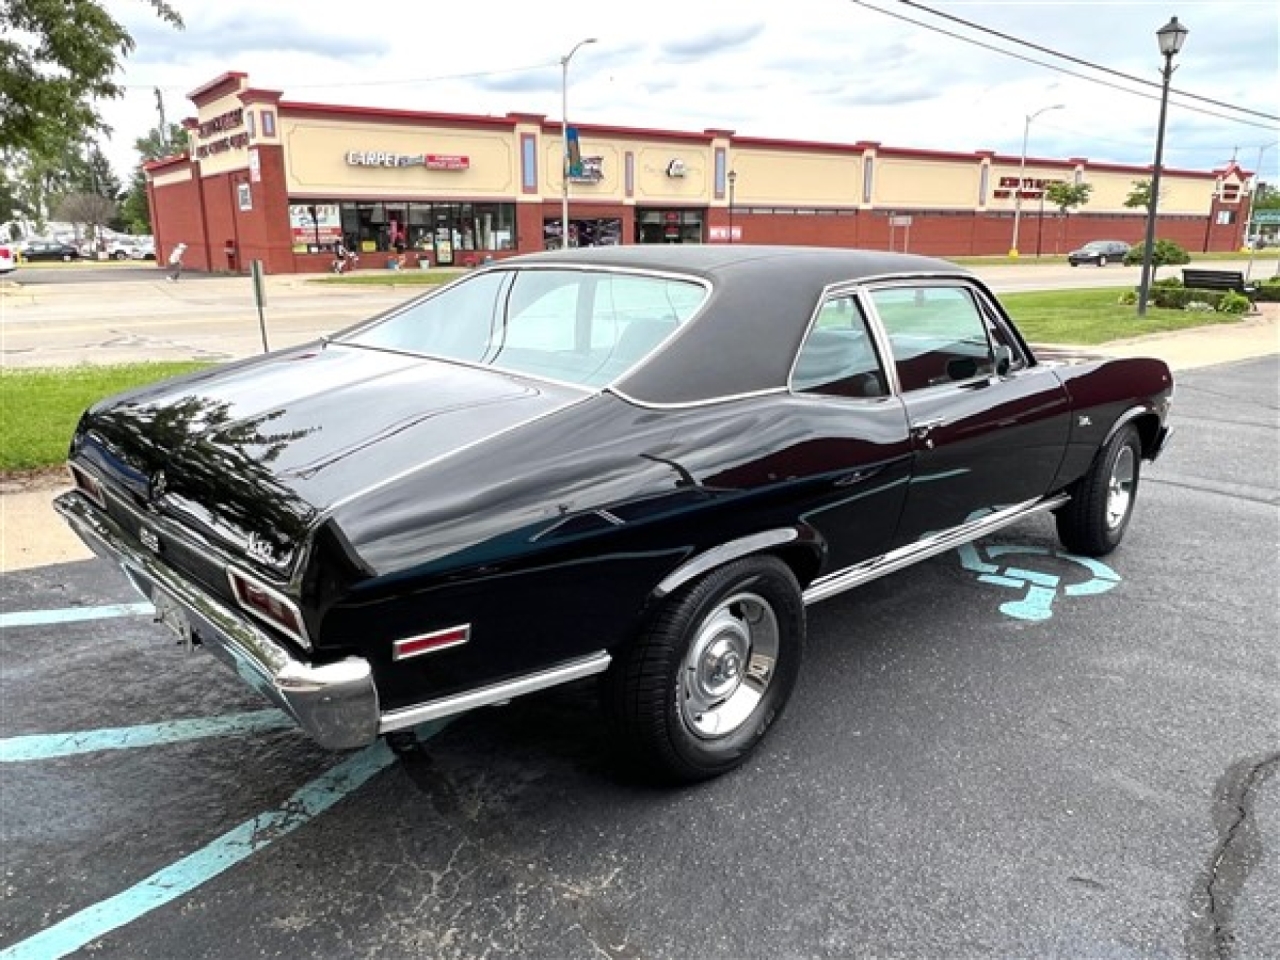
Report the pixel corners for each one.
[802,494,1070,604]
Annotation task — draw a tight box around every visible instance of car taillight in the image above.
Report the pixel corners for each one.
[67,462,106,508]
[0,246,10,258]
[227,567,310,649]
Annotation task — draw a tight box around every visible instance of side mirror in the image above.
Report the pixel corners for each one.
[994,345,1013,377]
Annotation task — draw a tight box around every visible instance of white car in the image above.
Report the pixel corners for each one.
[0,241,17,275]
[130,239,157,261]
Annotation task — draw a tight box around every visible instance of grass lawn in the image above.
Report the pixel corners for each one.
[0,362,209,473]
[998,287,1243,344]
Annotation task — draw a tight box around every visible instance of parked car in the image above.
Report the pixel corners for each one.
[130,238,157,260]
[1067,240,1131,266]
[55,246,1173,782]
[19,239,81,262]
[0,242,15,275]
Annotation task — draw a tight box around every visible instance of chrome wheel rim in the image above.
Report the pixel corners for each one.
[679,591,779,740]
[1106,446,1137,530]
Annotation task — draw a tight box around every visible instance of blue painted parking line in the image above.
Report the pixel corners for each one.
[0,602,154,629]
[0,740,399,960]
[0,710,295,762]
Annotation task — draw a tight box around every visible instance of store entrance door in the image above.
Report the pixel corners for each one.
[636,209,705,244]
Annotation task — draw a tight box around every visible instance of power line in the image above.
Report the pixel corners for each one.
[897,0,1279,123]
[849,0,1278,133]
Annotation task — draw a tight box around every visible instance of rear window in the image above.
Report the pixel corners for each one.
[341,268,707,388]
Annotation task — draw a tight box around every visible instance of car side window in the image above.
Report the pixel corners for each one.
[791,296,888,399]
[870,286,996,392]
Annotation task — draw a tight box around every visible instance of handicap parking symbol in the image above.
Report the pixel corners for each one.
[956,542,1121,622]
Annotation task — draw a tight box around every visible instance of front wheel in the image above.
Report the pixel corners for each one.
[604,555,804,783]
[1056,424,1142,556]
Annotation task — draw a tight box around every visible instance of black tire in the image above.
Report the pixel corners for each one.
[1069,261,1079,267]
[604,555,804,783]
[1056,424,1142,556]
[113,250,127,260]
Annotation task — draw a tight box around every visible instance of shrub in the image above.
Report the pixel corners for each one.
[1123,239,1191,268]
[1148,286,1226,311]
[1116,289,1137,305]
[1216,291,1251,314]
[1254,279,1280,303]
[1152,276,1183,288]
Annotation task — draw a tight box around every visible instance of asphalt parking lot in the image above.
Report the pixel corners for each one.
[1,356,1275,959]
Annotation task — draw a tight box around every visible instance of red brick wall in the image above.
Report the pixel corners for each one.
[150,164,210,270]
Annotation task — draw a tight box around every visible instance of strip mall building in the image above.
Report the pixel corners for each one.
[146,71,1253,274]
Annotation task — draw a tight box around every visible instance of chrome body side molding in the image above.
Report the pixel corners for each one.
[378,652,612,734]
[802,494,1069,604]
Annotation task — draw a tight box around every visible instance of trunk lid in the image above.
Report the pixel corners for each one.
[76,343,585,575]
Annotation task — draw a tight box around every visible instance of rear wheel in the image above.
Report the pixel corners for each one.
[1056,424,1141,556]
[604,556,804,782]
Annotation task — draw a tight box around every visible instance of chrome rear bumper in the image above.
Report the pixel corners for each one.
[54,491,380,750]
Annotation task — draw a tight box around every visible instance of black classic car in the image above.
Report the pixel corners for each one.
[57,246,1173,781]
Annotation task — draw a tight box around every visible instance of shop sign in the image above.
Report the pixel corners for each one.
[289,203,342,250]
[666,158,687,178]
[195,108,249,159]
[345,151,471,170]
[993,175,1053,200]
[569,156,604,183]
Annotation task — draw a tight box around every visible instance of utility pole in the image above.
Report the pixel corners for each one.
[155,88,169,150]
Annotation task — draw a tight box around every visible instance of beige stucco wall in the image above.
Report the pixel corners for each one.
[634,144,713,203]
[282,118,518,198]
[729,149,859,206]
[876,158,980,209]
[151,167,193,187]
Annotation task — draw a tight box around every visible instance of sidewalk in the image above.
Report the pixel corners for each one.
[2,305,1276,574]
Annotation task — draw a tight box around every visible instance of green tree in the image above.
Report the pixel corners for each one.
[119,122,185,234]
[1044,181,1094,253]
[1124,180,1160,212]
[1251,182,1279,211]
[0,0,183,155]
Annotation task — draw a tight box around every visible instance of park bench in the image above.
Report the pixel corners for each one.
[1181,268,1258,298]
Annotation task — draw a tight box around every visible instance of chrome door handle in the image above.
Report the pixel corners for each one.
[910,417,945,435]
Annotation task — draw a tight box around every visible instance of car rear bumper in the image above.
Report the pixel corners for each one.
[54,491,381,750]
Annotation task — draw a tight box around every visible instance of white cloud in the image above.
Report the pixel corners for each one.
[96,0,1279,184]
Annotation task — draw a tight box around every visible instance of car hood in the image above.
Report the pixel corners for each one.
[75,343,586,574]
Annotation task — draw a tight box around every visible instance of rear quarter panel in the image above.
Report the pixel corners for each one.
[1046,356,1174,490]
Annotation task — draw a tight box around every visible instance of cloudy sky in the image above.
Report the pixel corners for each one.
[99,0,1278,186]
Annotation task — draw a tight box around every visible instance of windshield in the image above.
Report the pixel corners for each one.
[341,268,707,388]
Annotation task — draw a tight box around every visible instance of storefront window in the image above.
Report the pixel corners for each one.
[543,217,622,250]
[296,201,518,257]
[635,209,704,245]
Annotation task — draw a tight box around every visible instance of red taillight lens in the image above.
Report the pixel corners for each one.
[67,462,106,508]
[227,568,309,648]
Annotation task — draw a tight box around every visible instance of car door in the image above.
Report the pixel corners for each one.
[862,281,1071,547]
[784,291,913,572]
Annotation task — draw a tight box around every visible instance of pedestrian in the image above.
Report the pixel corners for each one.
[332,238,349,274]
[166,242,188,281]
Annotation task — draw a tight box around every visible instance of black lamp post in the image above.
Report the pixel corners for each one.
[1136,16,1189,317]
[727,169,738,243]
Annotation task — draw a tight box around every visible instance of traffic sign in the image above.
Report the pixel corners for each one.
[1251,209,1280,224]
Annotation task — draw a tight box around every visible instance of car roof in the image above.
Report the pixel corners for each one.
[499,245,975,405]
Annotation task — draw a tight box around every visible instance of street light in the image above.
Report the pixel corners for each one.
[1009,103,1063,257]
[561,37,597,250]
[1137,15,1189,317]
[727,169,738,243]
